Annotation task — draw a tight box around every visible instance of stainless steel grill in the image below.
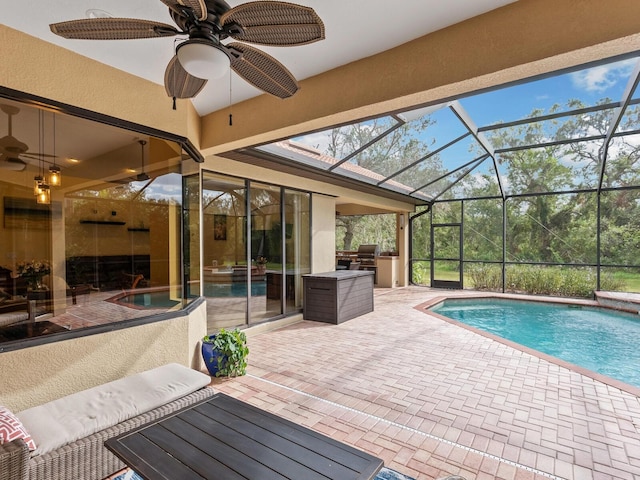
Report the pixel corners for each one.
[356,244,379,266]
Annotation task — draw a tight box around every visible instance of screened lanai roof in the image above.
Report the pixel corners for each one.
[249,53,640,204]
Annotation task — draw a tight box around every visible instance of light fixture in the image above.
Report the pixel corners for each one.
[48,112,62,186]
[85,8,113,19]
[35,110,46,197]
[176,39,229,80]
[36,183,50,205]
[136,140,150,181]
[33,175,44,196]
[399,213,405,230]
[49,165,61,186]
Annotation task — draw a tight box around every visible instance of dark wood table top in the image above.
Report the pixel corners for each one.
[106,392,383,480]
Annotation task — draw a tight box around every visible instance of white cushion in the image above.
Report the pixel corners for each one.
[17,363,211,456]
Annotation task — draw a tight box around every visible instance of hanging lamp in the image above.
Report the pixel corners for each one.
[35,110,50,204]
[48,112,61,186]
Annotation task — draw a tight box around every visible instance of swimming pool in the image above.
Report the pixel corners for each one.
[430,298,640,389]
[114,290,181,309]
[203,282,266,297]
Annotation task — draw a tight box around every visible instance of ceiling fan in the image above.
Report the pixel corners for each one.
[49,0,325,104]
[0,104,55,171]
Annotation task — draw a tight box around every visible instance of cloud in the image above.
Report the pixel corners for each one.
[570,59,636,93]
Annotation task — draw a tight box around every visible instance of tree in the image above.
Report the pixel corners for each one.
[323,115,445,248]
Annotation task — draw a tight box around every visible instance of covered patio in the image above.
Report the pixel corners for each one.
[213,287,640,480]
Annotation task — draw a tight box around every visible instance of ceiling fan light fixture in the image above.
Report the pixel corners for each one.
[85,9,113,19]
[176,39,229,80]
[0,157,26,171]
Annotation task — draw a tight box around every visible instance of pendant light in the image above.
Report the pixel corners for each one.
[36,184,51,205]
[35,110,50,204]
[33,111,44,195]
[136,140,150,181]
[33,175,44,196]
[48,112,61,186]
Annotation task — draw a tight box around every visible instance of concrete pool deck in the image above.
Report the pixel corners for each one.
[211,287,640,480]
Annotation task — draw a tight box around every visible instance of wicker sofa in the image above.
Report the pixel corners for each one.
[0,363,214,480]
[0,300,35,328]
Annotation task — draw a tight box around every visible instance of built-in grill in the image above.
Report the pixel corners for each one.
[356,244,379,266]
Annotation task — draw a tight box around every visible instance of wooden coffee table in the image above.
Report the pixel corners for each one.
[106,392,383,480]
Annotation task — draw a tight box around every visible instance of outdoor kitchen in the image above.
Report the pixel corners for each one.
[335,244,400,288]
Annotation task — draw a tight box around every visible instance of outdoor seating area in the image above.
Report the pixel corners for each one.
[0,364,214,480]
[1,288,640,479]
[2,2,640,479]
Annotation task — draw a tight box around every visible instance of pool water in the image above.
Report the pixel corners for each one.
[203,282,267,298]
[431,298,640,389]
[118,291,181,308]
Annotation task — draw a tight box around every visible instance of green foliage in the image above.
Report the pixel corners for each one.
[203,328,249,377]
[467,264,625,298]
[609,270,640,292]
[411,260,430,285]
[336,214,397,252]
[466,264,502,291]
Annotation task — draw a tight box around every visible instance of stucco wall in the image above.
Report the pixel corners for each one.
[0,25,197,140]
[0,301,207,412]
[311,194,337,274]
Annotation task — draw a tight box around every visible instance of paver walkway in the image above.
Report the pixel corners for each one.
[212,287,640,480]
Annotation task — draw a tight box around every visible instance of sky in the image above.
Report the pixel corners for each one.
[459,57,638,127]
[295,56,639,149]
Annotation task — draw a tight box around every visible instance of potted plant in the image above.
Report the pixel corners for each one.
[16,259,51,291]
[255,256,268,274]
[201,328,249,377]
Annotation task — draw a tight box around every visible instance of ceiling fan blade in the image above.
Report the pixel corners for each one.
[158,0,208,22]
[21,153,57,161]
[221,1,324,46]
[228,43,298,99]
[0,156,27,171]
[164,55,208,99]
[50,18,179,40]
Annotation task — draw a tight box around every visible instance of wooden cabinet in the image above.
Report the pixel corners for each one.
[303,270,374,324]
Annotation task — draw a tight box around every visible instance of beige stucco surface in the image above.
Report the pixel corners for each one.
[311,194,337,274]
[0,302,207,412]
[0,25,197,140]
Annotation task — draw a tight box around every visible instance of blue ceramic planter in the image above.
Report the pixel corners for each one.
[201,340,226,377]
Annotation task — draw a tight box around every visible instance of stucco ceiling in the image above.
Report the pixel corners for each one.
[3,0,516,116]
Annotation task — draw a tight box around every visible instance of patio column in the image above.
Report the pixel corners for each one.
[397,212,410,287]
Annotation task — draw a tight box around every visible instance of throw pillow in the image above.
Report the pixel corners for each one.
[0,406,37,451]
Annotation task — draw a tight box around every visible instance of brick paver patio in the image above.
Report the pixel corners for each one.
[212,286,640,480]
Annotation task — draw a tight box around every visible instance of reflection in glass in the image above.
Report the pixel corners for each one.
[202,173,248,330]
[250,183,282,323]
[284,190,310,313]
[0,103,189,345]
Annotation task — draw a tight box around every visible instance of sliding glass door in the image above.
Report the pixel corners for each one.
[202,174,248,330]
[202,173,310,332]
[249,182,282,323]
